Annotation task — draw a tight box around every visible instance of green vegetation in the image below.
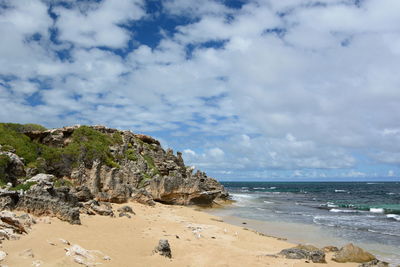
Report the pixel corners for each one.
[112,132,123,144]
[54,178,73,188]
[10,181,36,191]
[0,123,41,163]
[125,149,138,161]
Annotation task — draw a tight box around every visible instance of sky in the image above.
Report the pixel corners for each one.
[1,0,400,181]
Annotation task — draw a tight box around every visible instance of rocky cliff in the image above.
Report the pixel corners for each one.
[0,123,228,223]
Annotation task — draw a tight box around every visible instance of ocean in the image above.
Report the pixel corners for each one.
[209,182,400,265]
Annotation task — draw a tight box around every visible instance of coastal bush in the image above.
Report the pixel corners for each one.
[125,149,138,161]
[10,181,36,191]
[0,124,40,164]
[54,178,73,188]
[0,123,46,133]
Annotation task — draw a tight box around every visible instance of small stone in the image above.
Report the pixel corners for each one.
[154,239,172,258]
[0,250,6,261]
[32,260,43,267]
[103,255,111,261]
[117,206,135,214]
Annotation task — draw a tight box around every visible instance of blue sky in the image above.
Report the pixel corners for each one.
[1,0,400,181]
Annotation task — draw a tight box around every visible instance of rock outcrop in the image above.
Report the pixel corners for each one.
[15,182,81,224]
[0,124,228,224]
[0,151,25,185]
[332,243,376,263]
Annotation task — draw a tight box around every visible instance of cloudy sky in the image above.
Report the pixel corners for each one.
[1,0,400,181]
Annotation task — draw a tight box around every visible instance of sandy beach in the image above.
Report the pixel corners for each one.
[1,202,358,267]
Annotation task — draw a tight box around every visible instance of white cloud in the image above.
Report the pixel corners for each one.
[54,0,145,48]
[1,0,400,179]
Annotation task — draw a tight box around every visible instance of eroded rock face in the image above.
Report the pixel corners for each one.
[0,151,26,185]
[332,243,376,263]
[146,172,227,205]
[15,182,81,224]
[0,125,228,224]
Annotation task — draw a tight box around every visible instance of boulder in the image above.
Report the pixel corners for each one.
[323,246,339,252]
[72,186,93,202]
[154,239,172,258]
[131,189,156,206]
[146,174,227,205]
[15,183,81,224]
[279,244,326,263]
[0,189,19,210]
[117,205,135,214]
[332,243,375,263]
[25,173,55,184]
[86,201,114,217]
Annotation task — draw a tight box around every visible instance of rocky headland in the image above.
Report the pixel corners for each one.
[0,123,228,224]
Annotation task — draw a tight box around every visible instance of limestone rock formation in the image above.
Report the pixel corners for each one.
[0,151,25,185]
[332,243,376,263]
[15,182,81,224]
[0,124,228,224]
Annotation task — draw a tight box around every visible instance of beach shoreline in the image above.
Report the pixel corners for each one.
[1,202,360,267]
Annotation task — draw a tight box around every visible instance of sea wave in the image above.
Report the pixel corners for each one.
[334,189,347,193]
[329,208,359,213]
[370,208,385,213]
[253,187,266,190]
[387,214,400,221]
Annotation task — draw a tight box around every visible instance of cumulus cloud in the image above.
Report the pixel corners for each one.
[0,0,399,180]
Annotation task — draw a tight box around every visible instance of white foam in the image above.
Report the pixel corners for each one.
[334,189,346,193]
[370,208,385,213]
[263,201,274,204]
[253,187,266,190]
[269,187,277,190]
[329,208,358,213]
[386,214,400,221]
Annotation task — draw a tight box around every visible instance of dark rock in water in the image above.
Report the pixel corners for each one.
[332,243,375,263]
[15,182,81,224]
[359,259,389,267]
[154,239,172,258]
[117,205,135,214]
[279,244,326,263]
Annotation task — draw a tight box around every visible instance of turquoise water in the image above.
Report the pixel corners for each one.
[215,182,400,265]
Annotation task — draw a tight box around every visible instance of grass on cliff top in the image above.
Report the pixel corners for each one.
[0,123,41,163]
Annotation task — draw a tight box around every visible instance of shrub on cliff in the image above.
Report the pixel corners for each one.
[0,123,40,164]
